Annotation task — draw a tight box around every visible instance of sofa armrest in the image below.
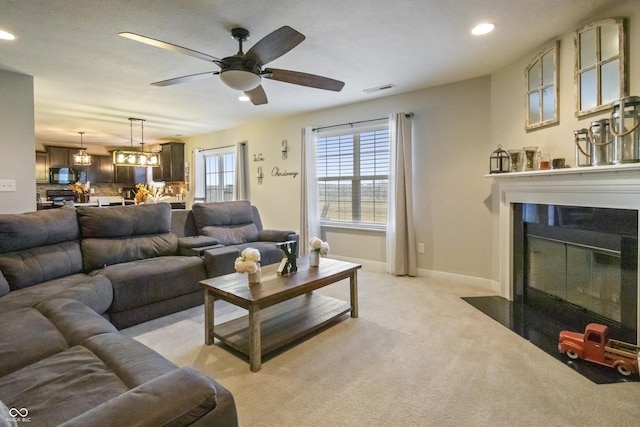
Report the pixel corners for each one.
[177,236,222,257]
[59,368,222,427]
[258,229,297,242]
[178,236,220,249]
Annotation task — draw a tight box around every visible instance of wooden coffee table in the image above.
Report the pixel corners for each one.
[200,257,361,371]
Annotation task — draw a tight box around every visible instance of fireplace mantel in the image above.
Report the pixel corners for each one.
[488,164,640,309]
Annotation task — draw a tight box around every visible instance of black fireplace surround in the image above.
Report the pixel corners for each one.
[513,203,638,343]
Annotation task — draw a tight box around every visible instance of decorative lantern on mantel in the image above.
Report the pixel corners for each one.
[489,144,510,174]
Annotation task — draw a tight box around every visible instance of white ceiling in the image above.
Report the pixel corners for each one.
[0,0,618,148]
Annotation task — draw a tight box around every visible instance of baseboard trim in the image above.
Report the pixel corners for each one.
[418,268,498,293]
[326,255,497,293]
[327,255,387,273]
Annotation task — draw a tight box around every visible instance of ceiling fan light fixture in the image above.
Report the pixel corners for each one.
[220,70,261,91]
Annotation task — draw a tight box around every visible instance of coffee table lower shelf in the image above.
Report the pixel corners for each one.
[211,292,350,358]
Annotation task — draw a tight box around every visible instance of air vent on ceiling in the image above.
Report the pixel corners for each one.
[363,84,396,94]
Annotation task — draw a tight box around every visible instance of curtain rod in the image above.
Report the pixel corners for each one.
[197,143,240,152]
[312,112,413,132]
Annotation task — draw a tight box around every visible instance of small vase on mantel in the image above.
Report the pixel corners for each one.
[248,267,261,284]
[309,251,320,267]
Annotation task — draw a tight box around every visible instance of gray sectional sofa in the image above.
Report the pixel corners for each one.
[0,200,298,426]
[174,200,299,277]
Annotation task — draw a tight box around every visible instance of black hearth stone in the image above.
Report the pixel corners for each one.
[462,296,639,385]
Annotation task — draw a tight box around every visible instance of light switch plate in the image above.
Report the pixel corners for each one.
[0,179,16,192]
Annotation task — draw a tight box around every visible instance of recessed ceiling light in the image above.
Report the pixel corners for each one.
[0,30,16,40]
[472,23,495,36]
[238,95,250,102]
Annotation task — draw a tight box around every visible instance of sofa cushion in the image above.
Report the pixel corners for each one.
[201,223,259,245]
[80,333,177,388]
[76,203,172,238]
[0,206,84,291]
[0,307,69,378]
[93,256,206,314]
[0,345,130,426]
[0,273,112,315]
[0,269,9,297]
[81,233,178,272]
[192,200,255,229]
[35,298,118,346]
[171,209,197,238]
[0,240,84,290]
[0,206,79,254]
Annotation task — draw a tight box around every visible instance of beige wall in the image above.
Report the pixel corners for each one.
[185,76,493,279]
[489,0,640,281]
[6,1,634,282]
[0,69,35,214]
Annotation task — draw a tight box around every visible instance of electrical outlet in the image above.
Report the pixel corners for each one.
[0,179,16,192]
[417,242,425,253]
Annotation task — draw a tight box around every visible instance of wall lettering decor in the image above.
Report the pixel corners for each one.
[271,167,299,178]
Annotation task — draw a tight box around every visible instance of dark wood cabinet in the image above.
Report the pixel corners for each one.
[35,151,49,183]
[153,142,185,182]
[86,155,114,183]
[114,165,146,184]
[48,146,74,168]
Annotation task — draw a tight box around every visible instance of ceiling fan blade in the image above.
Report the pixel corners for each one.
[151,71,218,87]
[245,85,268,105]
[119,32,221,64]
[264,68,345,92]
[245,26,305,66]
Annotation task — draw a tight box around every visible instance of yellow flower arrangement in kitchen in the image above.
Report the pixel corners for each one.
[134,182,170,204]
[69,181,90,203]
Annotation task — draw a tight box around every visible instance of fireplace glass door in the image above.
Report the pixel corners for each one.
[527,236,622,322]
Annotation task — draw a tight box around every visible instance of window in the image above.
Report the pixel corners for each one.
[204,146,236,202]
[316,124,389,227]
[575,18,627,117]
[587,332,601,344]
[525,41,559,131]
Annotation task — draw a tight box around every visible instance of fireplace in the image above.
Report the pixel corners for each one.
[512,203,637,341]
[491,164,640,343]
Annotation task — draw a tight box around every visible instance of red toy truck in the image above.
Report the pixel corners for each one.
[558,323,640,376]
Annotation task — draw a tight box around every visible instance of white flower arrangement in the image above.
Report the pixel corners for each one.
[234,248,261,274]
[146,182,171,203]
[309,237,330,256]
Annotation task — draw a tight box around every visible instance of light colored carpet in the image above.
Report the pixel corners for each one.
[122,269,640,426]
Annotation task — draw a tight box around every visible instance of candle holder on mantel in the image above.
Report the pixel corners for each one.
[489,145,510,174]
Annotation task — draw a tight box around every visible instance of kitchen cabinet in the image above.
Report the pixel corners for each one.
[35,151,49,183]
[114,165,146,184]
[48,146,74,168]
[86,155,114,183]
[153,142,185,182]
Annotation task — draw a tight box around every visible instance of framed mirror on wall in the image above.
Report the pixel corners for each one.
[525,41,559,131]
[575,17,627,117]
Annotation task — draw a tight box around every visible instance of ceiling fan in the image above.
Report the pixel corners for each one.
[119,26,345,105]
